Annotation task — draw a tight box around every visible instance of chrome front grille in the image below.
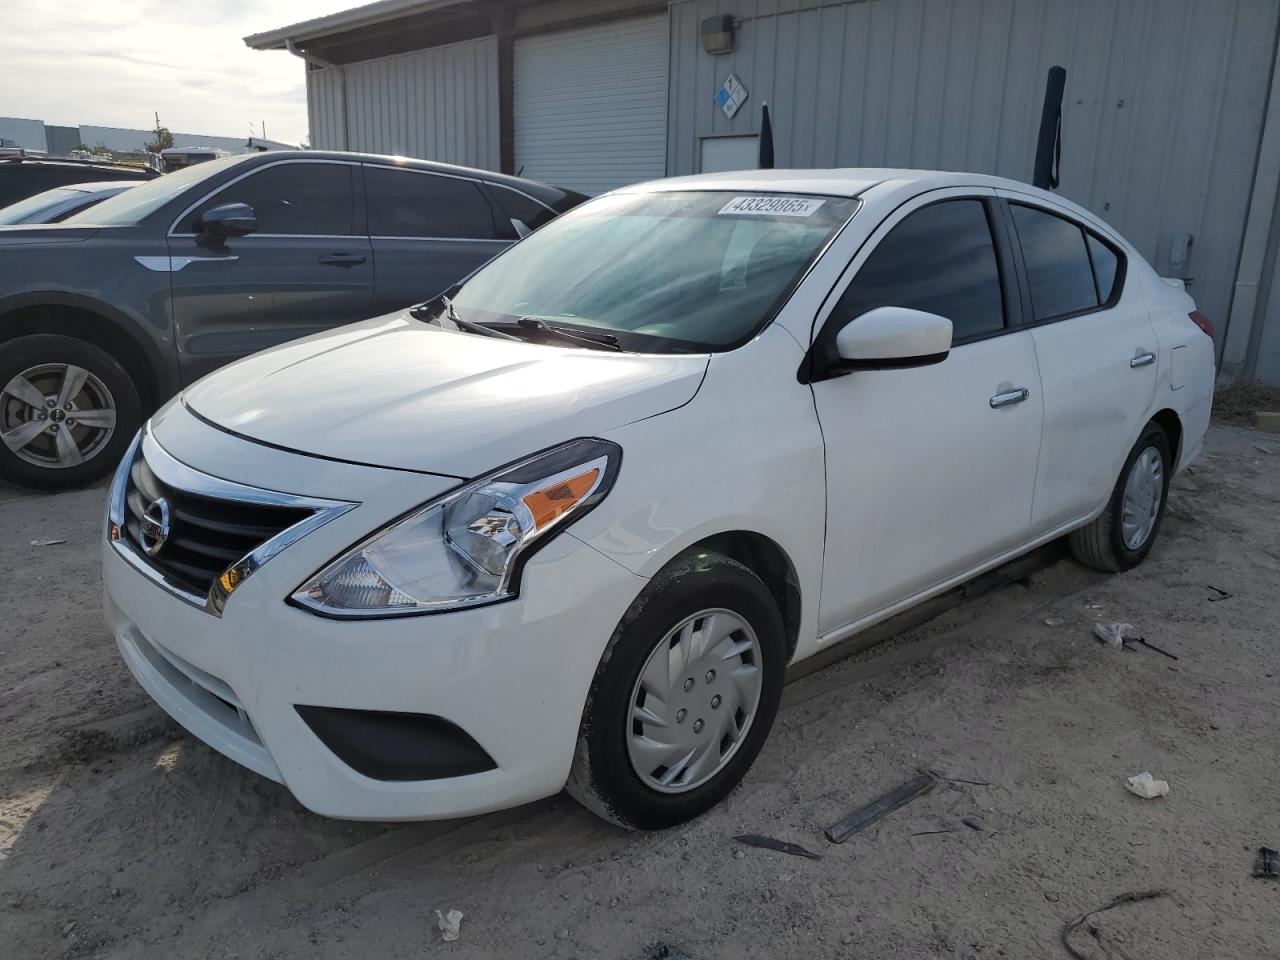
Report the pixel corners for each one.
[107,427,356,615]
[124,454,313,596]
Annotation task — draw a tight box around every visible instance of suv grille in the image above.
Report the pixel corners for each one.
[124,452,314,598]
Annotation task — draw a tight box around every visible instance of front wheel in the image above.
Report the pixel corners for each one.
[566,552,786,830]
[0,334,141,491]
[1068,422,1172,572]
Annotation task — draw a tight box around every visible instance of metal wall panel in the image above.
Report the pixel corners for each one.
[514,15,670,194]
[307,35,500,169]
[668,0,1280,342]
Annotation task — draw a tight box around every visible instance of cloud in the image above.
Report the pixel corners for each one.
[2,0,355,145]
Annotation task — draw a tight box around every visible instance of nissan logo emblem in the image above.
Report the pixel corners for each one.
[140,497,171,557]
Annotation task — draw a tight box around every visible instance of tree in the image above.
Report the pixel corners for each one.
[144,114,174,154]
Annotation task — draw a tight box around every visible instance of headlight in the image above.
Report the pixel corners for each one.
[291,438,620,618]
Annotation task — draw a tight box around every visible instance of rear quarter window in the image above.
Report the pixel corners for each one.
[1010,203,1125,321]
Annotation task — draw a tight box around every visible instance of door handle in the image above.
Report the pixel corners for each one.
[319,253,367,267]
[1130,351,1156,368]
[990,387,1030,409]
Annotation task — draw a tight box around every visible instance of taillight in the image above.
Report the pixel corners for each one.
[1189,310,1214,339]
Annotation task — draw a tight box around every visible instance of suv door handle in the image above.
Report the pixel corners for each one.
[990,387,1030,409]
[319,253,367,267]
[1130,351,1156,368]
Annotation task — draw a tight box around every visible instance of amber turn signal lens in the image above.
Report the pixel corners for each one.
[522,468,600,529]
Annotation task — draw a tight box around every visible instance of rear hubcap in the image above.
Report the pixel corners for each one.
[1120,446,1164,551]
[1,363,117,469]
[626,608,763,794]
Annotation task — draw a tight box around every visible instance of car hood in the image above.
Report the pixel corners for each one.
[182,312,709,478]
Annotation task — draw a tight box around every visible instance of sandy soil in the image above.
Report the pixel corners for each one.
[1,422,1278,960]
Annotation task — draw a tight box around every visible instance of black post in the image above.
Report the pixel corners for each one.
[1032,66,1066,190]
[759,103,774,169]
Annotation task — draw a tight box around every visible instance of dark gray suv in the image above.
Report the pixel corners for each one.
[0,151,584,489]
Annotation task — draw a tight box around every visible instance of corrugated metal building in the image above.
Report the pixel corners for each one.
[247,0,1280,385]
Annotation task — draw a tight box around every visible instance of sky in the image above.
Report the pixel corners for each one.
[2,0,361,146]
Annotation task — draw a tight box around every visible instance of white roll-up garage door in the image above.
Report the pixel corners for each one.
[514,15,669,195]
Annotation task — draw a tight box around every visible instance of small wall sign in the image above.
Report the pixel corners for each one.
[715,73,749,119]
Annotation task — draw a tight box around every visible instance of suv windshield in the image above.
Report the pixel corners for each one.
[452,190,859,353]
[63,155,244,227]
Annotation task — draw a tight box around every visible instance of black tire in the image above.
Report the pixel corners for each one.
[1068,422,1172,572]
[0,334,141,491]
[566,551,786,830]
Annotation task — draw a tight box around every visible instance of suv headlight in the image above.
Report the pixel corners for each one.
[291,438,620,618]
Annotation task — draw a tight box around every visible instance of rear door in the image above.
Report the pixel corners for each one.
[362,165,510,314]
[167,158,373,384]
[998,194,1158,531]
[811,190,1045,632]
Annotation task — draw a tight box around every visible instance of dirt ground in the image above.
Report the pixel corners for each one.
[1,422,1278,960]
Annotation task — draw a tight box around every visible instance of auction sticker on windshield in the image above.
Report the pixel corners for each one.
[718,196,826,217]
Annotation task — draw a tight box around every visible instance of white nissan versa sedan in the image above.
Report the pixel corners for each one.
[104,170,1214,829]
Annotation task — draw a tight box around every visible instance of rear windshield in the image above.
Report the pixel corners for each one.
[0,187,84,225]
[452,190,859,353]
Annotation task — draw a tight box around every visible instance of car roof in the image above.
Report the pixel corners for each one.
[55,180,145,193]
[232,149,576,200]
[618,168,1052,200]
[1,157,157,175]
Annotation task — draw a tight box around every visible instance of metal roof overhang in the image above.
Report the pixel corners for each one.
[243,0,476,50]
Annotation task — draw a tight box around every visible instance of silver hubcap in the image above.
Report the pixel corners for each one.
[626,608,763,794]
[1,363,117,469]
[1120,446,1164,550]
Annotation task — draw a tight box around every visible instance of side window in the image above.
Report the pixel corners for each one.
[833,199,1005,343]
[182,162,354,235]
[1087,233,1120,303]
[1010,203,1101,320]
[364,167,497,239]
[489,185,558,235]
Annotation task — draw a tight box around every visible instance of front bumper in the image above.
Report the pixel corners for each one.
[104,405,645,820]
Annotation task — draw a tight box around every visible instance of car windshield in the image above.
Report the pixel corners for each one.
[451,190,859,353]
[0,187,85,225]
[63,156,244,227]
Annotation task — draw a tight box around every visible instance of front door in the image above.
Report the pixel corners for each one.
[167,159,373,385]
[810,192,1044,634]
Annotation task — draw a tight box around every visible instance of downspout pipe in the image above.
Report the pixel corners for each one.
[1220,23,1280,384]
[286,39,350,151]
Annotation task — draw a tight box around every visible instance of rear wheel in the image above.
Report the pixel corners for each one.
[566,552,786,830]
[1068,422,1171,572]
[0,334,141,490]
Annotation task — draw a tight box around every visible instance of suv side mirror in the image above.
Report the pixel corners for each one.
[197,202,256,242]
[834,306,952,369]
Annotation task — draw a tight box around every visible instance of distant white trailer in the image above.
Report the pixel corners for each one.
[159,146,231,173]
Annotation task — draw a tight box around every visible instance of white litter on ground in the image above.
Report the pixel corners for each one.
[436,908,464,942]
[1125,772,1170,799]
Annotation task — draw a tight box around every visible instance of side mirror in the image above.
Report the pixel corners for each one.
[196,202,256,242]
[834,306,952,369]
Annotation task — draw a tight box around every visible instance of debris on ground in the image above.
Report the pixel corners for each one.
[734,834,822,860]
[962,816,985,831]
[1125,772,1170,799]
[1044,616,1065,627]
[29,538,66,547]
[1059,890,1169,960]
[435,908,464,942]
[1253,847,1280,879]
[646,943,694,960]
[825,772,936,842]
[1093,622,1135,648]
[1207,585,1234,602]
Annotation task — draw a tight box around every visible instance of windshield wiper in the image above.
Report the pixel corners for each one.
[410,296,520,341]
[516,317,622,352]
